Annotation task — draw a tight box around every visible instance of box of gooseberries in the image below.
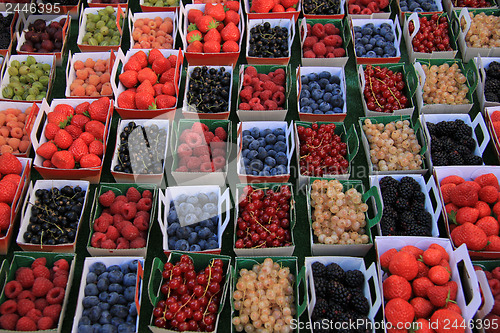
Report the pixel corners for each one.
[140,0,180,12]
[77,6,126,52]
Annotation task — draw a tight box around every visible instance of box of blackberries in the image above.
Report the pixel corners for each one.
[236,121,295,183]
[170,119,232,186]
[475,56,500,110]
[246,19,295,65]
[110,119,170,184]
[420,113,489,169]
[236,64,291,121]
[351,18,402,64]
[77,6,126,52]
[307,178,382,256]
[158,185,230,254]
[369,174,442,238]
[0,13,18,58]
[149,251,231,333]
[87,183,157,257]
[243,0,301,21]
[16,14,71,66]
[0,251,76,333]
[403,12,458,62]
[127,10,178,50]
[304,256,381,332]
[16,180,89,252]
[397,0,443,24]
[72,257,143,333]
[233,183,296,256]
[88,0,129,9]
[297,66,348,121]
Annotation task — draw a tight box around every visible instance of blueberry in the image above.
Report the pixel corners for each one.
[99,310,112,325]
[247,149,258,160]
[176,226,190,240]
[83,296,100,308]
[277,135,285,143]
[319,71,331,79]
[265,134,277,145]
[168,237,177,249]
[250,159,264,171]
[190,244,202,251]
[107,292,120,305]
[326,110,335,114]
[354,26,362,33]
[300,89,310,99]
[318,78,330,89]
[198,239,207,250]
[260,128,272,138]
[107,265,121,272]
[265,156,276,167]
[430,4,439,10]
[175,239,189,251]
[375,47,384,56]
[307,73,318,81]
[183,213,197,225]
[355,45,366,56]
[79,316,92,326]
[309,82,320,90]
[85,283,99,297]
[267,149,277,157]
[250,127,260,139]
[401,4,408,9]
[300,97,311,106]
[83,309,91,318]
[123,273,137,287]
[276,165,287,175]
[206,239,218,249]
[313,110,323,114]
[167,209,178,225]
[99,291,109,302]
[90,262,106,275]
[384,32,395,42]
[99,302,110,311]
[301,106,313,113]
[365,43,373,51]
[86,272,98,284]
[117,295,127,305]
[366,50,377,58]
[111,305,129,319]
[242,130,251,136]
[330,76,341,84]
[187,232,198,244]
[301,75,309,84]
[275,152,287,166]
[111,317,125,327]
[198,227,212,239]
[118,323,135,333]
[311,89,324,101]
[360,36,369,45]
[92,324,102,332]
[242,148,250,158]
[124,286,136,302]
[319,102,331,112]
[334,107,344,113]
[108,270,123,284]
[78,325,94,333]
[119,263,130,275]
[273,128,285,137]
[323,92,333,103]
[242,135,254,149]
[89,305,101,322]
[129,303,137,316]
[257,147,267,160]
[99,324,117,333]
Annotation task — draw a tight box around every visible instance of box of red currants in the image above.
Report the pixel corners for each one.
[88,0,129,9]
[246,18,295,65]
[77,6,126,53]
[443,0,499,17]
[475,56,500,111]
[128,10,178,50]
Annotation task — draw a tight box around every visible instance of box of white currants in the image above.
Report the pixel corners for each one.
[307,178,383,256]
[77,6,126,53]
[157,185,230,255]
[475,56,500,110]
[127,9,178,50]
[375,236,481,333]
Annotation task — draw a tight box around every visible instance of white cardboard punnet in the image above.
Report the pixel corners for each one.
[475,55,500,110]
[128,9,178,50]
[246,18,295,65]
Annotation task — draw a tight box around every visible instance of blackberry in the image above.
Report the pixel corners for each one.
[345,270,364,289]
[327,280,351,306]
[435,121,456,137]
[485,92,499,102]
[413,191,426,204]
[315,277,329,299]
[333,312,355,332]
[416,211,433,229]
[312,261,327,279]
[353,315,371,333]
[381,186,398,206]
[380,207,397,236]
[439,137,455,153]
[379,176,399,191]
[395,197,409,212]
[327,302,345,319]
[427,122,437,136]
[349,291,370,315]
[406,223,431,236]
[432,151,448,166]
[326,262,346,282]
[410,199,425,213]
[461,136,477,150]
[400,210,417,227]
[455,145,471,156]
[489,61,500,73]
[312,298,330,320]
[447,151,464,165]
[464,154,483,165]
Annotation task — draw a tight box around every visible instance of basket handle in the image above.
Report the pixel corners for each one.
[147,257,165,307]
[296,266,308,317]
[366,262,382,319]
[472,113,490,156]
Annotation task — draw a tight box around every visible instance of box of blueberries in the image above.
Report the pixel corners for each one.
[397,0,444,24]
[157,185,230,255]
[72,257,143,333]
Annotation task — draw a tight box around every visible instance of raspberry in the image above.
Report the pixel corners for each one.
[16,267,34,289]
[272,74,285,86]
[46,287,65,305]
[115,195,128,203]
[104,225,119,241]
[16,290,35,302]
[324,23,338,35]
[31,258,47,269]
[133,215,149,231]
[0,313,18,330]
[38,317,54,330]
[121,202,137,220]
[304,50,316,58]
[312,42,327,56]
[304,36,318,48]
[361,8,372,14]
[243,74,252,85]
[264,100,278,110]
[0,300,17,314]
[98,190,115,207]
[191,122,208,134]
[252,79,264,92]
[117,237,130,249]
[185,132,203,148]
[130,237,146,248]
[94,213,112,233]
[200,162,214,172]
[16,317,37,331]
[200,154,210,163]
[52,275,68,289]
[115,220,131,233]
[90,232,106,248]
[142,190,153,199]
[42,304,61,322]
[312,23,326,38]
[34,298,48,311]
[202,132,214,144]
[333,48,346,57]
[101,239,116,249]
[239,103,251,110]
[32,278,54,297]
[53,269,68,279]
[323,35,342,47]
[245,66,258,77]
[187,156,201,170]
[259,90,273,101]
[126,187,142,203]
[32,265,50,279]
[193,146,210,156]
[213,156,226,170]
[110,200,124,215]
[239,87,253,102]
[17,299,35,316]
[4,281,22,299]
[137,198,152,212]
[122,223,139,241]
[257,74,270,81]
[272,91,285,105]
[113,214,124,225]
[26,309,42,323]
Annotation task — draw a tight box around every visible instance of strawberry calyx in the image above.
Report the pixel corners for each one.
[187,23,198,32]
[448,210,458,225]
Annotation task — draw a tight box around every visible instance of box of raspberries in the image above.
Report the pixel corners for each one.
[304,256,381,332]
[236,64,291,121]
[375,236,481,333]
[87,183,157,257]
[157,185,230,255]
[0,251,76,332]
[31,98,113,183]
[475,57,500,110]
[246,18,295,65]
[149,251,231,332]
[128,10,178,50]
[16,180,89,252]
[307,178,382,256]
[110,119,170,185]
[72,257,143,333]
[472,260,500,332]
[77,6,126,53]
[171,119,231,186]
[233,183,296,256]
[348,0,391,19]
[243,0,301,21]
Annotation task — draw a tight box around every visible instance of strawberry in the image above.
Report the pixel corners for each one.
[410,297,433,319]
[161,82,176,96]
[428,265,450,285]
[422,248,442,266]
[152,57,171,75]
[451,222,488,251]
[400,245,424,259]
[476,216,499,236]
[54,130,73,150]
[153,83,163,96]
[117,90,136,109]
[450,181,479,207]
[475,173,500,190]
[430,309,465,333]
[222,40,239,52]
[119,70,139,88]
[224,10,240,26]
[415,318,434,333]
[167,54,178,68]
[440,183,456,204]
[479,185,499,203]
[485,235,500,251]
[224,1,240,12]
[220,22,240,42]
[51,151,75,169]
[205,3,226,22]
[88,97,109,123]
[148,49,164,65]
[130,51,148,68]
[135,92,156,110]
[380,248,397,270]
[412,277,434,298]
[429,243,450,261]
[389,251,418,281]
[65,124,82,140]
[53,104,75,118]
[187,40,203,53]
[68,138,89,163]
[0,180,17,204]
[428,285,453,307]
[85,121,105,141]
[123,59,142,72]
[71,114,90,130]
[454,206,479,225]
[280,0,298,8]
[475,201,492,218]
[160,68,176,84]
[416,261,429,279]
[186,30,203,44]
[44,123,60,140]
[188,8,204,24]
[36,142,57,160]
[250,0,274,13]
[156,95,176,109]
[80,154,101,168]
[204,28,221,43]
[203,41,221,53]
[195,15,218,33]
[0,202,11,231]
[46,112,69,128]
[383,275,412,300]
[384,298,414,330]
[89,140,103,157]
[136,80,155,96]
[137,68,158,85]
[441,175,465,186]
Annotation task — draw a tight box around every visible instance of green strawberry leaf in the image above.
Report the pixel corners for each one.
[482,241,491,251]
[448,210,458,225]
[83,111,90,118]
[148,102,157,110]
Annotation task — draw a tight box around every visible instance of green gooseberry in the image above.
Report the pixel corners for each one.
[2,86,13,98]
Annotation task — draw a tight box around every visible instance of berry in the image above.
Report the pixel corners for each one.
[99,190,116,207]
[383,275,412,300]
[46,287,65,305]
[38,316,54,330]
[4,281,22,299]
[42,304,61,322]
[15,268,34,289]
[17,299,34,317]
[0,300,17,315]
[32,278,54,298]
[16,317,36,331]
[0,313,18,330]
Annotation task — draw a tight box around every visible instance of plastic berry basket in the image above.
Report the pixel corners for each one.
[475,56,500,110]
[246,18,295,65]
[307,178,382,256]
[357,63,417,117]
[302,0,346,19]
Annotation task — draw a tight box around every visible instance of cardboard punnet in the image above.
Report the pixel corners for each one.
[157,185,230,255]
[348,4,391,19]
[230,256,307,333]
[15,13,70,66]
[297,66,348,122]
[0,12,18,57]
[233,183,296,256]
[87,183,157,257]
[0,101,40,158]
[433,166,500,259]
[88,0,129,8]
[30,98,113,183]
[0,54,56,103]
[110,119,170,184]
[369,174,442,237]
[421,113,490,169]
[180,3,244,66]
[307,178,382,256]
[396,0,444,24]
[357,63,417,117]
[243,0,301,21]
[182,65,233,120]
[484,106,500,159]
[351,18,402,64]
[475,56,500,111]
[299,18,350,67]
[294,121,359,188]
[148,251,231,333]
[303,0,345,19]
[72,257,143,333]
[111,48,183,120]
[470,260,498,330]
[16,179,89,252]
[443,0,499,19]
[359,115,429,175]
[403,12,459,62]
[46,0,81,19]
[375,237,482,333]
[236,121,295,183]
[64,50,116,99]
[304,257,382,332]
[246,18,295,65]
[236,64,291,121]
[77,6,125,52]
[0,252,76,333]
[140,0,179,12]
[128,9,178,50]
[170,119,232,186]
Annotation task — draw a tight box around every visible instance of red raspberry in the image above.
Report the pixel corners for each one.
[93,214,112,233]
[46,287,65,305]
[130,237,146,248]
[38,317,54,330]
[177,143,193,160]
[32,278,54,298]
[264,100,278,110]
[98,190,115,207]
[26,309,42,323]
[304,50,316,58]
[4,281,22,299]
[34,298,48,311]
[133,215,149,231]
[117,237,130,249]
[312,42,327,56]
[239,103,251,110]
[203,131,215,144]
[33,266,50,279]
[16,290,35,302]
[17,299,35,316]
[105,225,120,241]
[200,162,214,172]
[16,267,34,289]
[312,23,326,38]
[187,156,201,170]
[239,87,253,102]
[136,210,150,221]
[191,122,208,134]
[115,195,127,203]
[0,300,17,315]
[214,127,227,141]
[324,23,339,35]
[52,275,68,289]
[122,224,139,241]
[272,91,285,106]
[90,232,106,248]
[142,190,153,199]
[304,36,318,48]
[16,317,37,331]
[0,313,19,330]
[121,202,137,220]
[252,79,264,92]
[213,156,226,170]
[126,187,142,203]
[257,73,270,82]
[137,198,152,212]
[115,221,131,233]
[185,132,203,148]
[245,66,258,77]
[242,74,252,86]
[272,74,285,86]
[193,146,210,157]
[333,48,346,57]
[31,258,47,269]
[53,269,68,279]
[259,90,273,101]
[110,200,124,215]
[113,214,124,225]
[101,239,116,249]
[42,304,61,322]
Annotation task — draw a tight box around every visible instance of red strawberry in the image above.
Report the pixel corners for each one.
[195,15,218,33]
[204,28,221,43]
[451,222,488,251]
[162,82,176,96]
[68,138,89,163]
[88,97,110,123]
[205,3,226,22]
[224,1,240,11]
[441,175,465,186]
[250,0,274,13]
[156,95,176,109]
[75,102,90,115]
[85,121,105,141]
[137,68,158,85]
[160,68,176,84]
[384,298,414,330]
[123,59,142,72]
[71,114,90,130]
[53,104,75,118]
[152,57,171,75]
[389,251,418,281]
[450,181,479,207]
[136,80,155,96]
[148,49,164,65]
[0,180,16,205]
[54,130,73,150]
[187,30,203,44]
[135,92,156,110]
[44,123,60,140]
[430,309,465,333]
[222,40,239,52]
[89,141,103,157]
[46,112,69,128]
[224,10,240,26]
[0,202,11,231]
[36,142,57,160]
[485,235,500,251]
[475,173,500,190]
[80,154,101,168]
[221,22,240,42]
[117,90,136,109]
[187,40,203,53]
[188,8,204,24]
[79,132,95,146]
[119,70,139,88]
[383,275,412,300]
[130,51,148,68]
[64,124,82,140]
[51,151,75,169]
[280,0,298,8]
[203,41,221,53]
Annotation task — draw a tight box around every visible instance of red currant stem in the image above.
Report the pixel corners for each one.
[373,77,403,109]
[306,138,324,149]
[367,74,383,108]
[249,212,271,233]
[251,241,266,249]
[174,293,195,317]
[202,294,216,319]
[202,261,213,297]
[300,154,310,159]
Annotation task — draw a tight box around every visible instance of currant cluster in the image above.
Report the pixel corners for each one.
[363,65,409,113]
[235,185,292,249]
[454,0,491,7]
[248,23,289,58]
[409,15,453,53]
[464,12,500,48]
[297,123,348,177]
[153,255,225,332]
[421,63,469,105]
